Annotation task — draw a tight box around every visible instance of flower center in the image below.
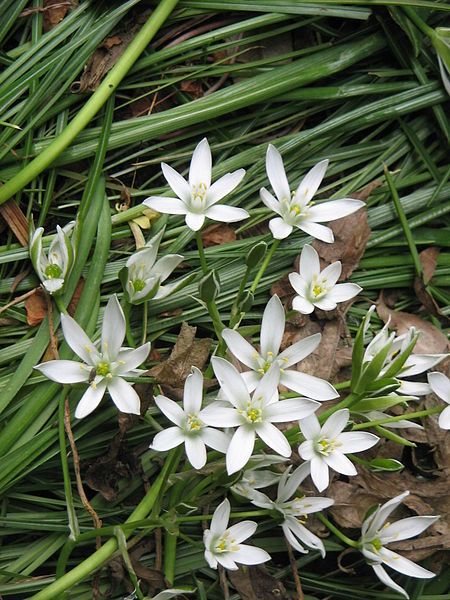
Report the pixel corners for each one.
[96,361,111,377]
[191,182,208,203]
[316,437,340,456]
[371,538,383,552]
[214,533,238,554]
[186,413,203,432]
[132,278,146,292]
[257,351,276,375]
[44,263,62,279]
[312,283,324,297]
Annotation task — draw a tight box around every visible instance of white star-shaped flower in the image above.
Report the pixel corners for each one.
[203,498,270,570]
[143,138,248,231]
[222,294,338,401]
[260,144,364,242]
[428,371,450,429]
[35,295,150,418]
[360,491,438,599]
[289,244,362,314]
[150,367,230,469]
[298,409,378,491]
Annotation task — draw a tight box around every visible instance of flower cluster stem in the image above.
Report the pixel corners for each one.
[352,405,443,430]
[195,231,208,274]
[317,514,358,548]
[58,389,79,541]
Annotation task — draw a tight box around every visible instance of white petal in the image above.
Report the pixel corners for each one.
[319,261,342,287]
[380,516,439,543]
[439,405,450,429]
[226,521,257,544]
[101,295,126,360]
[299,413,321,440]
[428,371,450,403]
[155,395,185,426]
[231,545,271,566]
[108,377,140,414]
[295,159,328,203]
[189,137,212,188]
[326,283,362,303]
[117,343,150,373]
[74,381,107,419]
[35,360,90,383]
[201,427,230,453]
[280,370,338,400]
[265,398,318,422]
[321,409,349,438]
[185,436,207,469]
[397,380,431,396]
[210,498,230,536]
[372,564,409,599]
[312,297,337,311]
[253,363,280,403]
[298,439,315,461]
[260,187,281,214]
[378,548,435,578]
[152,255,184,282]
[222,329,260,369]
[200,405,242,427]
[185,212,205,231]
[151,427,185,451]
[226,427,256,474]
[282,521,307,554]
[278,333,321,367]
[161,162,190,201]
[241,370,261,392]
[61,314,99,365]
[255,422,291,457]
[280,463,310,501]
[260,294,284,357]
[292,295,314,314]
[402,352,445,377]
[310,456,329,492]
[288,272,307,296]
[143,196,187,215]
[307,199,364,222]
[266,144,290,200]
[298,221,334,243]
[363,492,409,539]
[211,357,251,409]
[284,518,326,557]
[205,204,249,223]
[43,278,65,294]
[183,366,203,414]
[338,431,379,453]
[206,169,245,205]
[269,217,293,239]
[216,554,238,570]
[324,452,357,476]
[299,244,320,281]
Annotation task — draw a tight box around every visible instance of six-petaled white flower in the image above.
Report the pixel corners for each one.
[203,358,319,474]
[222,294,338,401]
[359,491,438,599]
[29,221,76,295]
[289,244,362,314]
[203,498,270,570]
[260,145,364,242]
[35,295,150,419]
[248,463,334,556]
[150,367,230,468]
[231,454,285,499]
[143,138,248,231]
[428,371,450,430]
[298,409,379,491]
[120,228,191,304]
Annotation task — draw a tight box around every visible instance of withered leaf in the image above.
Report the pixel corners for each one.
[180,79,204,98]
[351,178,382,201]
[202,223,236,247]
[148,322,212,388]
[312,208,371,280]
[0,199,29,246]
[228,566,288,600]
[419,247,439,284]
[25,289,47,326]
[67,277,85,316]
[43,0,72,31]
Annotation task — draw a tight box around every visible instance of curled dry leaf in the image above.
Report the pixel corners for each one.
[43,0,72,31]
[419,247,440,284]
[202,223,236,247]
[25,288,47,326]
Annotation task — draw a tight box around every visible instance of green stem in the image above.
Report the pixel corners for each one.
[141,300,148,345]
[249,239,280,293]
[195,231,208,274]
[0,0,179,206]
[317,514,358,549]
[318,392,361,423]
[58,389,79,541]
[352,405,443,430]
[164,531,177,585]
[229,266,251,327]
[176,510,270,523]
[122,299,136,348]
[402,6,435,37]
[54,295,68,316]
[31,450,179,600]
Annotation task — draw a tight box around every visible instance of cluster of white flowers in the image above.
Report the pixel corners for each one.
[32,138,449,600]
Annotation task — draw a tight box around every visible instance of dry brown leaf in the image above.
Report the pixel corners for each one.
[180,79,204,98]
[25,289,47,326]
[148,322,212,389]
[351,178,382,201]
[312,208,371,280]
[420,247,440,284]
[67,277,85,316]
[43,0,72,31]
[202,223,236,247]
[377,294,449,354]
[228,566,289,600]
[0,199,29,246]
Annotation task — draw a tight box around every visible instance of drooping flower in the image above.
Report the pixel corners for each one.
[428,371,450,429]
[35,295,150,419]
[143,138,248,231]
[298,409,378,491]
[231,454,285,499]
[289,244,362,314]
[203,498,270,570]
[359,491,438,599]
[119,228,192,304]
[150,367,230,468]
[260,145,364,242]
[29,221,76,295]
[202,358,319,475]
[222,294,338,401]
[248,463,334,556]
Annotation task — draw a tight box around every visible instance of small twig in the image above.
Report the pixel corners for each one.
[155,528,163,572]
[46,294,59,359]
[219,565,230,600]
[285,536,304,600]
[0,287,39,315]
